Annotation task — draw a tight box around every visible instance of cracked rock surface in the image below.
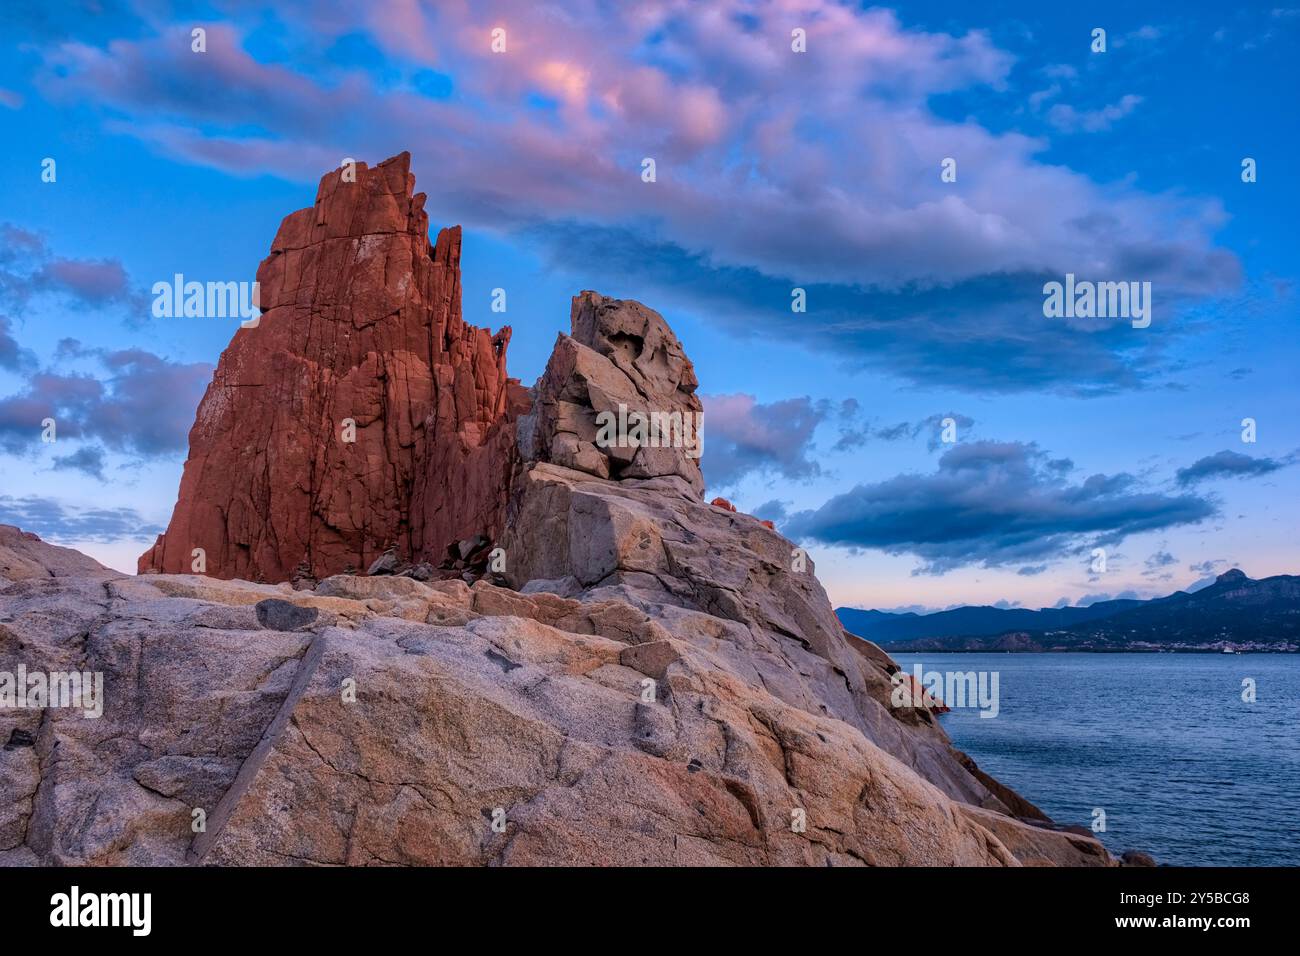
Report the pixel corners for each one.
[2,529,1109,866]
[137,152,526,583]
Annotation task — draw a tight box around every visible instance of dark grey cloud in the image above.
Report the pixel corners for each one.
[0,341,211,457]
[0,495,161,543]
[527,221,1238,396]
[1175,449,1293,486]
[782,441,1215,574]
[751,499,789,523]
[51,445,106,479]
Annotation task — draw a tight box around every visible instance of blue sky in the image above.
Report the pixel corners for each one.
[1,1,1296,612]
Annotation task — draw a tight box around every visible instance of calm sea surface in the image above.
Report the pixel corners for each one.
[892,652,1300,866]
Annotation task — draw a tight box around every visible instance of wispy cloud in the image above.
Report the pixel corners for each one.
[1046,94,1143,133]
[1175,449,1295,486]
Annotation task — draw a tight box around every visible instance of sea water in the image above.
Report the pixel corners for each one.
[892,652,1300,865]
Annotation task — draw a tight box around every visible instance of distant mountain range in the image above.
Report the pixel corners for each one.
[837,569,1300,652]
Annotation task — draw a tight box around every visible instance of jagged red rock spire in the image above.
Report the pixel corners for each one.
[140,153,527,582]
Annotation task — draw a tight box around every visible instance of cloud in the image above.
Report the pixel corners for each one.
[0,495,162,543]
[0,341,212,457]
[1144,548,1177,570]
[51,445,107,479]
[525,221,1236,395]
[1175,449,1293,486]
[34,258,135,307]
[0,224,45,265]
[0,316,33,370]
[701,393,835,489]
[1142,548,1178,579]
[1046,94,1143,133]
[0,89,21,109]
[751,499,788,522]
[872,412,975,450]
[782,440,1215,573]
[29,3,1241,394]
[0,222,142,314]
[1027,83,1060,110]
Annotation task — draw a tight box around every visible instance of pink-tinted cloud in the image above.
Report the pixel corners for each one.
[23,2,1243,395]
[36,258,132,305]
[0,222,141,313]
[0,343,212,455]
[34,2,1233,298]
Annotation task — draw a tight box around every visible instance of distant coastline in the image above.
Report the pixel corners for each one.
[838,568,1300,654]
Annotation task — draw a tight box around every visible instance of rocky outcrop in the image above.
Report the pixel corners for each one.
[4,155,1123,867]
[138,153,526,583]
[1,533,1111,866]
[497,295,1059,822]
[522,292,704,497]
[0,525,107,584]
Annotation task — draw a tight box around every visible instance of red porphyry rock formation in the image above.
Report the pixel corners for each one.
[139,153,527,582]
[709,496,737,512]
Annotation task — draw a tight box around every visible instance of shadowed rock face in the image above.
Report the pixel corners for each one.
[3,155,1123,867]
[138,152,526,583]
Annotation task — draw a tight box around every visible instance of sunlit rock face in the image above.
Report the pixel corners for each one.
[139,153,525,583]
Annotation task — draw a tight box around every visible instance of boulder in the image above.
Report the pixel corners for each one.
[522,292,704,498]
